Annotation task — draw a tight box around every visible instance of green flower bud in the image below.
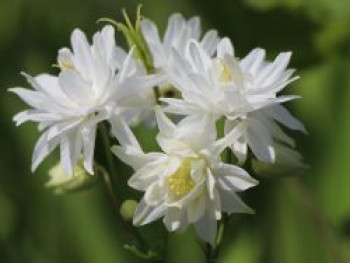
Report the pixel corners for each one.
[120,200,138,221]
[98,5,154,73]
[46,159,94,194]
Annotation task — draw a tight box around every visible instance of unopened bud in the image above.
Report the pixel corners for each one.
[46,159,94,194]
[253,144,308,177]
[120,200,138,221]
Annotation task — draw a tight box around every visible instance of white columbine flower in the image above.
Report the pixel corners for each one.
[162,38,306,164]
[111,108,258,245]
[10,25,160,175]
[132,13,220,127]
[141,13,220,71]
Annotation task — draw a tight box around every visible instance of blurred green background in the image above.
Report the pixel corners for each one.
[1,0,350,262]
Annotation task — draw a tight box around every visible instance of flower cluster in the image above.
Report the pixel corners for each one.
[11,11,305,245]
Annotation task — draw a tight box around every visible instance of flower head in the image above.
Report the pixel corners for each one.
[141,13,220,70]
[161,38,306,163]
[111,108,258,245]
[129,13,220,127]
[10,26,159,175]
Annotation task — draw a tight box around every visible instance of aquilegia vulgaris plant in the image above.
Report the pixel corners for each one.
[10,6,306,262]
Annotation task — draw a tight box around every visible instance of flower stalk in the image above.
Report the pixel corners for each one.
[97,124,155,259]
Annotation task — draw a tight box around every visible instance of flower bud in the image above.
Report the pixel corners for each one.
[46,159,94,194]
[120,200,138,221]
[253,144,308,177]
[117,5,154,72]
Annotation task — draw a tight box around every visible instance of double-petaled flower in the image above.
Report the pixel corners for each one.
[112,108,258,245]
[11,26,159,175]
[161,38,306,164]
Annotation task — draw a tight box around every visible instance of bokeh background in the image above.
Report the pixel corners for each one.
[1,0,350,262]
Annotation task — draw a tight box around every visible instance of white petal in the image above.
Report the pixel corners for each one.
[81,125,96,174]
[13,110,61,126]
[31,131,60,172]
[188,16,201,40]
[163,13,185,46]
[246,117,275,163]
[255,52,291,87]
[206,168,216,200]
[92,25,119,70]
[112,145,165,171]
[9,88,44,109]
[239,48,266,75]
[118,47,137,81]
[187,40,212,74]
[141,19,165,67]
[133,199,166,226]
[194,211,217,246]
[46,118,83,141]
[177,114,217,151]
[163,207,185,232]
[109,114,141,150]
[161,98,201,116]
[200,30,219,56]
[264,104,307,133]
[187,196,206,223]
[215,163,258,192]
[144,182,166,206]
[58,70,92,103]
[71,28,95,78]
[60,131,82,175]
[208,122,246,158]
[24,73,72,109]
[128,157,171,191]
[225,120,248,164]
[155,107,176,136]
[217,38,234,58]
[219,189,254,214]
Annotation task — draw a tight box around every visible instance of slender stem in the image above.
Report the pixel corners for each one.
[153,86,161,105]
[291,178,345,263]
[206,213,229,263]
[98,123,118,181]
[97,123,148,253]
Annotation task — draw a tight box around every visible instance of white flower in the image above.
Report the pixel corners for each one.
[130,13,220,127]
[141,13,220,71]
[10,25,160,175]
[161,38,306,164]
[111,108,258,245]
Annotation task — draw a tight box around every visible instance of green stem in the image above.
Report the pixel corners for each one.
[153,86,161,105]
[97,123,149,255]
[206,213,228,263]
[98,123,118,181]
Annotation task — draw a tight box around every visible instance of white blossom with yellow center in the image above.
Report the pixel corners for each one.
[10,26,161,175]
[161,38,306,164]
[111,108,258,245]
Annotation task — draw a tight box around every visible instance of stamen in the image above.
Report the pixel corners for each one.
[167,158,195,198]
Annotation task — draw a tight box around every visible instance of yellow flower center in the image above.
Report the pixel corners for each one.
[59,60,75,70]
[167,158,195,198]
[216,59,233,82]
